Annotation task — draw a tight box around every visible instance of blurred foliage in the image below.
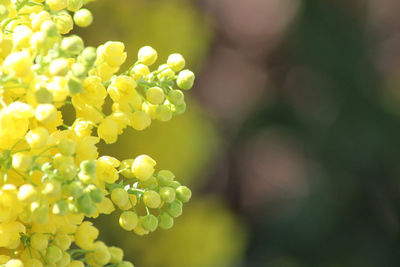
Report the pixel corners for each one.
[75,0,214,71]
[240,1,400,266]
[96,197,247,267]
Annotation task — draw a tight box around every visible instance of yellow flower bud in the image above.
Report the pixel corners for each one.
[35,104,57,124]
[3,51,32,78]
[73,8,93,27]
[138,46,157,66]
[167,53,186,72]
[12,152,32,172]
[132,155,156,181]
[130,111,151,131]
[46,0,67,11]
[26,127,49,149]
[146,86,164,105]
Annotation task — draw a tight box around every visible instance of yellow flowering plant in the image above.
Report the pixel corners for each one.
[0,0,194,266]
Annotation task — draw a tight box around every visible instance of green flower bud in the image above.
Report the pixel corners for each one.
[159,187,175,203]
[35,88,53,104]
[176,185,192,203]
[143,190,161,209]
[157,170,175,186]
[87,184,104,203]
[58,138,76,156]
[79,46,97,66]
[67,180,84,198]
[67,0,83,12]
[54,232,72,251]
[158,212,174,230]
[68,76,83,94]
[72,62,87,78]
[41,20,59,37]
[73,8,93,27]
[77,193,95,215]
[31,201,49,224]
[157,67,175,81]
[172,102,186,115]
[177,69,195,90]
[52,199,68,216]
[168,89,184,105]
[80,160,96,175]
[49,58,69,76]
[166,200,183,218]
[155,104,172,122]
[46,245,62,264]
[119,211,138,231]
[169,180,181,189]
[61,35,84,55]
[140,214,158,232]
[109,246,124,264]
[167,53,185,72]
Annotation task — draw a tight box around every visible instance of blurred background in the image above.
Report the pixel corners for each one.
[75,0,400,266]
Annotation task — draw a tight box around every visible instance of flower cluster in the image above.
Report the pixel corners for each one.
[0,1,194,267]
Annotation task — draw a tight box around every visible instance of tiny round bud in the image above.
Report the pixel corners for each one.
[79,46,97,65]
[159,187,176,203]
[138,46,157,66]
[18,184,38,203]
[61,35,84,55]
[109,246,124,263]
[157,170,175,186]
[35,88,53,104]
[66,181,84,198]
[49,58,69,76]
[168,89,184,105]
[58,138,76,156]
[46,245,63,264]
[146,86,164,105]
[167,53,185,72]
[143,190,161,209]
[68,77,83,94]
[130,111,151,131]
[132,155,156,181]
[119,211,138,231]
[177,69,195,90]
[155,105,172,122]
[176,185,192,203]
[111,188,128,208]
[72,62,87,78]
[12,152,32,172]
[140,214,158,232]
[166,200,183,218]
[87,185,104,203]
[158,212,174,230]
[67,0,83,12]
[74,8,93,27]
[35,104,57,124]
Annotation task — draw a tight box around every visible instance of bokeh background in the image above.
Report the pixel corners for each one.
[75,0,400,266]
